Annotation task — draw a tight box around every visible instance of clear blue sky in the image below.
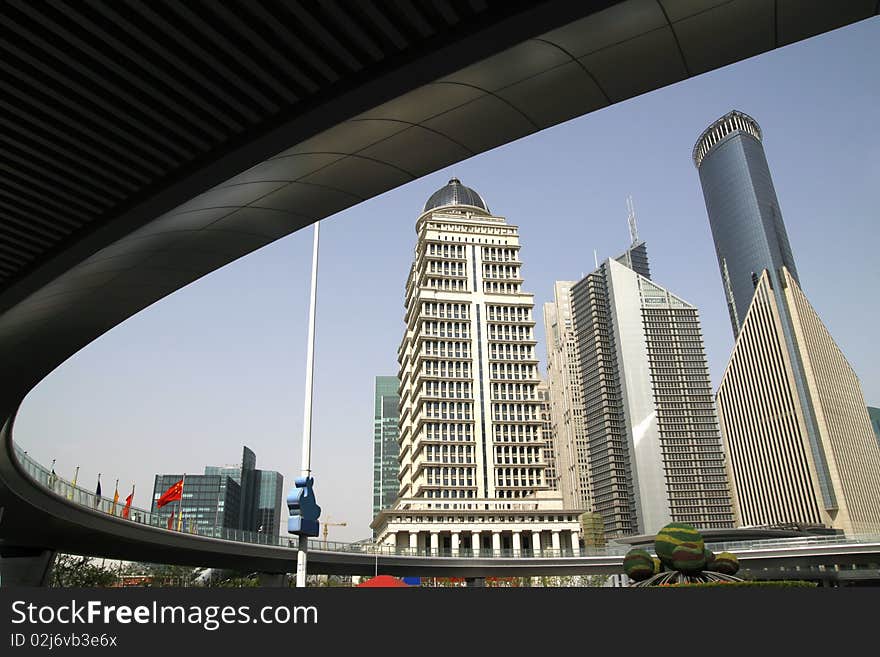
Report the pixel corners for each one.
[16,18,879,543]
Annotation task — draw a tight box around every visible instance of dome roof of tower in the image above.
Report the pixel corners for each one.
[422,178,489,214]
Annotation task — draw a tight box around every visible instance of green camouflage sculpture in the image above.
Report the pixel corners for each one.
[626,523,743,586]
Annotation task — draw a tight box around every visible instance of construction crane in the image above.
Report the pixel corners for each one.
[322,520,347,548]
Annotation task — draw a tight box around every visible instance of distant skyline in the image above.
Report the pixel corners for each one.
[15,18,879,543]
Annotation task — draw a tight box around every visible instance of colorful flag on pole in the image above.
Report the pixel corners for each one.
[48,459,57,489]
[156,479,183,508]
[68,466,79,500]
[122,486,134,520]
[167,510,175,530]
[110,479,119,515]
[94,474,102,507]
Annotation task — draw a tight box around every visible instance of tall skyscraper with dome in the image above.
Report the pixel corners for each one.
[370,178,583,556]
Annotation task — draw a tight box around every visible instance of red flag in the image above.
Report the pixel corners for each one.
[156,479,183,508]
[122,492,133,519]
[167,510,175,530]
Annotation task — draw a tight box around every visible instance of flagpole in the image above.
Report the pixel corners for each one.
[177,473,186,532]
[69,466,79,500]
[296,220,320,589]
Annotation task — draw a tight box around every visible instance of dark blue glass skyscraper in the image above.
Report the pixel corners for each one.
[693,110,798,336]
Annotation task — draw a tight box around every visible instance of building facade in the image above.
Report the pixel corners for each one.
[570,241,734,538]
[693,110,798,337]
[869,407,880,451]
[151,472,240,535]
[536,379,557,490]
[371,178,583,555]
[695,110,880,533]
[153,446,284,536]
[373,375,401,518]
[716,270,880,533]
[543,281,590,510]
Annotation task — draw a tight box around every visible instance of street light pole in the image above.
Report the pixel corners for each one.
[296,220,320,588]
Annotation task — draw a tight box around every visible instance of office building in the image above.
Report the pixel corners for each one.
[693,110,798,337]
[695,110,880,533]
[536,379,557,490]
[371,178,583,555]
[869,407,880,451]
[715,270,880,533]
[373,375,401,518]
[570,240,734,537]
[151,471,241,535]
[543,282,590,510]
[153,445,284,536]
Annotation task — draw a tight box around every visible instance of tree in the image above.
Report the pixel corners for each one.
[50,554,118,588]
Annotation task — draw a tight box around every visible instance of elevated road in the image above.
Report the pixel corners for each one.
[1,1,878,583]
[4,443,880,584]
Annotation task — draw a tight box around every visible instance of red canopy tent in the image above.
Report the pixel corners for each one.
[356,575,411,587]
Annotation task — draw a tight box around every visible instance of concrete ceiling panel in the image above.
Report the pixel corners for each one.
[578,26,687,102]
[496,61,609,129]
[129,207,239,238]
[224,153,345,186]
[170,181,290,216]
[778,0,878,45]
[658,0,732,23]
[358,126,473,178]
[355,82,486,124]
[162,229,270,258]
[299,156,413,200]
[675,0,774,75]
[439,40,570,92]
[541,0,666,59]
[209,206,312,240]
[251,181,361,218]
[143,248,243,273]
[279,119,410,157]
[422,95,537,155]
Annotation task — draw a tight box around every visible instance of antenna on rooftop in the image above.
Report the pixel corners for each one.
[627,195,639,246]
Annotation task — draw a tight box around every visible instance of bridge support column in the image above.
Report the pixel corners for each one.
[570,531,580,556]
[512,532,521,557]
[551,531,561,555]
[531,532,541,557]
[257,572,287,587]
[409,532,418,554]
[451,533,460,556]
[0,547,55,587]
[430,532,439,556]
[492,532,501,556]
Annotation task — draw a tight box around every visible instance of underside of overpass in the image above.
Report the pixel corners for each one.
[1,1,878,584]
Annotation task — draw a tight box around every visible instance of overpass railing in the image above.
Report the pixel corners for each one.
[705,533,880,554]
[11,445,624,559]
[12,445,880,560]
